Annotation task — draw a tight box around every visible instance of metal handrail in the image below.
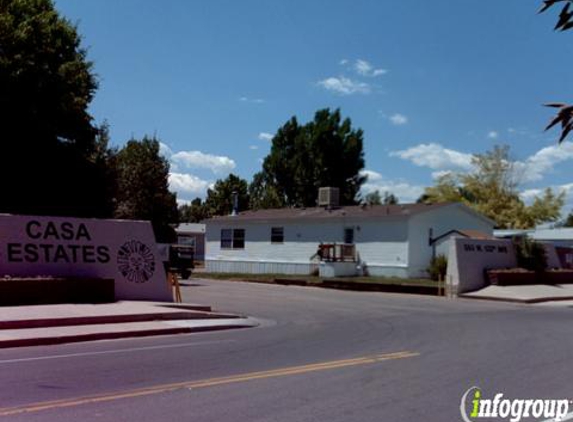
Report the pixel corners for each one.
[317,243,357,262]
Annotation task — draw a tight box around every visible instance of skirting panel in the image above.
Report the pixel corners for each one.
[206,260,319,275]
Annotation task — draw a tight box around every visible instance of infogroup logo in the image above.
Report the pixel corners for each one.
[460,387,573,422]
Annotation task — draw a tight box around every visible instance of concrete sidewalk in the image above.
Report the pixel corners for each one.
[460,284,573,304]
[0,301,258,348]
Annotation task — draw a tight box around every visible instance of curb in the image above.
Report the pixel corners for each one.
[0,310,242,330]
[459,294,573,304]
[0,323,254,349]
[319,280,439,295]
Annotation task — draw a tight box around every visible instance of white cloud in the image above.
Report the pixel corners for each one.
[339,59,349,65]
[389,113,408,126]
[390,143,473,171]
[162,147,238,200]
[176,199,191,206]
[519,188,542,202]
[392,141,573,183]
[360,169,383,182]
[561,183,573,194]
[388,141,573,210]
[488,131,499,139]
[519,184,573,221]
[171,151,236,175]
[258,132,273,141]
[249,145,259,150]
[431,170,454,180]
[354,59,387,77]
[318,76,371,95]
[355,59,372,75]
[390,141,573,209]
[362,181,425,203]
[169,173,211,197]
[521,183,573,205]
[515,142,573,183]
[239,96,265,104]
[360,169,424,203]
[159,142,173,158]
[507,127,533,137]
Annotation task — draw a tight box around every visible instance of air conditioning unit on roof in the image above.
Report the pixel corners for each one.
[318,187,340,208]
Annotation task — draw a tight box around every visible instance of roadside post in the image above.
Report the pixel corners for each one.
[167,271,182,303]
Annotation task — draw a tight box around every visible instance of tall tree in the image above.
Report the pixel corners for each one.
[382,191,399,205]
[561,211,573,227]
[88,121,117,217]
[248,172,284,210]
[363,190,382,205]
[0,0,112,216]
[528,188,566,225]
[421,173,466,204]
[205,174,249,217]
[179,198,208,223]
[252,109,366,208]
[363,190,399,205]
[419,145,565,229]
[114,137,178,242]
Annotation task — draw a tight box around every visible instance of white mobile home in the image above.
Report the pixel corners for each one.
[205,202,494,278]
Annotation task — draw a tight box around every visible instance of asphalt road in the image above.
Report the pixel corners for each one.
[0,279,572,421]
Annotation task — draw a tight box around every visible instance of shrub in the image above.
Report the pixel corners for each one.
[428,254,448,281]
[513,237,547,273]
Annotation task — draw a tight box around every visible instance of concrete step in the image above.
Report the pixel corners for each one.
[0,309,240,330]
[0,318,258,349]
[460,284,573,304]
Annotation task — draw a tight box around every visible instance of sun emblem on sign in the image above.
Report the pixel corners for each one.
[117,240,155,283]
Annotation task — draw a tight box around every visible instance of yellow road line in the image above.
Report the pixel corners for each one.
[0,350,419,417]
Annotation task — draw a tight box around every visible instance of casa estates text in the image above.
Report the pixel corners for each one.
[5,220,111,264]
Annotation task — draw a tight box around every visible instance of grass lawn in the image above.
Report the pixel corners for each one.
[193,272,438,288]
[193,272,315,283]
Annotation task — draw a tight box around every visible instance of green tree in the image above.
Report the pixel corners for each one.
[528,188,565,224]
[114,137,178,242]
[89,121,118,217]
[248,172,283,210]
[252,109,366,208]
[419,145,565,228]
[563,211,573,227]
[421,173,465,204]
[514,237,548,273]
[178,198,208,223]
[364,190,382,205]
[382,191,399,205]
[0,0,112,216]
[205,174,249,217]
[363,190,399,205]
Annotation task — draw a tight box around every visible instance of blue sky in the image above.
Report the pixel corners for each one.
[55,0,573,212]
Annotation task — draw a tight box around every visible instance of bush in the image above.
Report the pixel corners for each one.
[428,254,448,281]
[513,237,547,273]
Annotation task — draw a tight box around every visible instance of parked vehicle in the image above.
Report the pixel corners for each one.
[168,244,194,279]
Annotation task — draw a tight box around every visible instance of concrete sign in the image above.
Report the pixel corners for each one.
[446,238,517,295]
[0,214,172,302]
